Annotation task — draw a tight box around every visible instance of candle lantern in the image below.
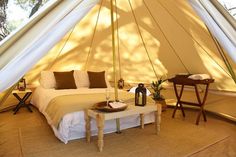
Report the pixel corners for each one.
[118,78,124,89]
[17,78,26,91]
[135,83,147,106]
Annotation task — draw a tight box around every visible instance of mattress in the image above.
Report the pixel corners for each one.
[31,86,155,143]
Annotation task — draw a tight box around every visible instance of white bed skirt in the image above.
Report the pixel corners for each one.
[52,111,154,144]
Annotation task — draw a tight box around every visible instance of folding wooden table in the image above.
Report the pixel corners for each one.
[12,89,33,114]
[168,75,214,125]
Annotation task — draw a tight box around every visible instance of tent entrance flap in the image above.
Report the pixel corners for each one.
[188,0,236,63]
[0,0,99,93]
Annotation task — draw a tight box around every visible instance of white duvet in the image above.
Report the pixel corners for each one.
[31,86,155,144]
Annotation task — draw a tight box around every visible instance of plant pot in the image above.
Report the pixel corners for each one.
[155,99,167,111]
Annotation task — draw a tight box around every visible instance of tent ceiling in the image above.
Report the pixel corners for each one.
[5,0,236,92]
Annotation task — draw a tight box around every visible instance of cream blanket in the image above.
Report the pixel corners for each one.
[45,91,138,128]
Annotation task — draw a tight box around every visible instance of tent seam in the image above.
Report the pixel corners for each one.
[128,0,158,79]
[47,26,76,70]
[84,0,104,70]
[143,0,190,74]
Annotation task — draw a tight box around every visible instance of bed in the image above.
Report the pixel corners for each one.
[30,70,157,144]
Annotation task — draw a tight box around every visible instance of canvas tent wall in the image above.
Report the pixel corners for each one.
[24,0,236,91]
[0,0,236,110]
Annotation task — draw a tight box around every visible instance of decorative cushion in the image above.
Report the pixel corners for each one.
[53,71,77,89]
[87,71,107,88]
[73,70,90,88]
[39,71,56,89]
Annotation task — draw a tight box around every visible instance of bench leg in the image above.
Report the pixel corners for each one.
[96,114,104,152]
[84,110,91,143]
[140,114,144,129]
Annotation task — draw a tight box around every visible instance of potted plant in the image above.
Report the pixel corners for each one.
[151,78,167,111]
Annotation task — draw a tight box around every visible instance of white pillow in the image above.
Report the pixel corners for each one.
[74,70,111,88]
[39,71,56,89]
[74,70,90,88]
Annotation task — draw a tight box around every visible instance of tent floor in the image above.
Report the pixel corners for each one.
[0,99,236,156]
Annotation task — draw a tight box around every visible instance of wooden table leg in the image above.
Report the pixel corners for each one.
[84,109,91,143]
[194,84,209,125]
[172,84,185,118]
[13,102,22,114]
[179,103,185,117]
[201,84,209,123]
[155,103,162,134]
[202,109,207,122]
[13,92,32,114]
[196,107,207,125]
[96,113,104,152]
[140,114,144,129]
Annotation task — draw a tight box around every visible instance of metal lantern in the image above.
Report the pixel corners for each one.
[118,78,124,89]
[135,83,147,106]
[17,78,26,91]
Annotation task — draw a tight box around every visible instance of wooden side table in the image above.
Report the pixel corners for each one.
[84,103,161,152]
[168,75,214,125]
[12,89,33,114]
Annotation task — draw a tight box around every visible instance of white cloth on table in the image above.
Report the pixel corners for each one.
[109,102,127,108]
[188,74,211,80]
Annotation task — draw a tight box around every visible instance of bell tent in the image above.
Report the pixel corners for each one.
[0,0,235,120]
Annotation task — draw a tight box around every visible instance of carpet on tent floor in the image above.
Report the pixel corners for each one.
[0,107,232,157]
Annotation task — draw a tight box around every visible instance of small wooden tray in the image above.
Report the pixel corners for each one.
[93,101,128,112]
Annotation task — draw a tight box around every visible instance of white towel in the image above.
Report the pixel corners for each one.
[188,74,211,80]
[109,102,127,109]
[177,73,189,75]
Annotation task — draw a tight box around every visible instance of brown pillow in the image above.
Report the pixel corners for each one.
[87,71,107,88]
[53,71,77,89]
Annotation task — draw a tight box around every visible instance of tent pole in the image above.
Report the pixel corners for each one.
[114,0,122,79]
[110,0,118,100]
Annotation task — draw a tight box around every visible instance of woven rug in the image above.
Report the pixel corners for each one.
[11,110,228,157]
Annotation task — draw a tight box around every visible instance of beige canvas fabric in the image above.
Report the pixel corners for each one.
[23,0,236,92]
[0,0,236,122]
